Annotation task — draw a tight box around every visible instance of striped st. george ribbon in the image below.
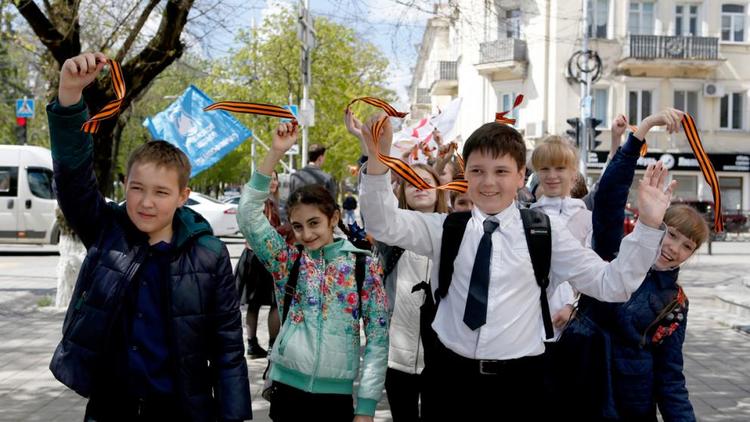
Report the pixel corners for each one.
[624,118,722,232]
[348,96,468,193]
[681,114,723,232]
[203,101,297,125]
[81,59,125,134]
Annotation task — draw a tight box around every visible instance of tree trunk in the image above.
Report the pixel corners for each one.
[16,0,196,195]
[55,233,86,308]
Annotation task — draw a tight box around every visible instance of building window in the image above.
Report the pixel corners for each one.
[588,0,609,38]
[505,9,522,39]
[674,90,699,121]
[27,168,55,200]
[719,176,743,213]
[673,174,699,201]
[499,92,520,122]
[629,2,655,35]
[720,92,744,129]
[675,4,699,36]
[593,88,609,124]
[628,89,653,126]
[0,167,18,198]
[722,4,746,42]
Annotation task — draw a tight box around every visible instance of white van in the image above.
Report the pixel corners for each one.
[0,145,59,244]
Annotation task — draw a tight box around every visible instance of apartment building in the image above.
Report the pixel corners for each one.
[408,0,750,211]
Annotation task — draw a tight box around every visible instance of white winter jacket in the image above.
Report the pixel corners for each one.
[387,250,432,374]
[531,196,592,340]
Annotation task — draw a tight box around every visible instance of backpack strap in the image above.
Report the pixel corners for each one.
[437,211,472,302]
[519,208,554,340]
[380,244,405,280]
[354,252,367,315]
[281,244,305,324]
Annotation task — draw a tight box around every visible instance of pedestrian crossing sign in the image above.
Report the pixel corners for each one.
[16,98,35,118]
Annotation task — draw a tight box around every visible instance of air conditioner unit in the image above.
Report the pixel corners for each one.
[704,82,725,98]
[525,121,546,138]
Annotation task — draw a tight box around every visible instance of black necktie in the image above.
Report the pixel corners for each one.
[463,217,499,330]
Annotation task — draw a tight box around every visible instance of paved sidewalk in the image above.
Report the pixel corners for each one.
[0,241,749,421]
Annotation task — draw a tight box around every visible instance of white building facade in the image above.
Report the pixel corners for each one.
[408,0,750,212]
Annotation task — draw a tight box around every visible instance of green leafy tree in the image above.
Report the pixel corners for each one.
[191,9,395,193]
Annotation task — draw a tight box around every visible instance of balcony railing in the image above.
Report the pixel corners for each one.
[478,38,527,64]
[628,35,719,60]
[434,61,457,81]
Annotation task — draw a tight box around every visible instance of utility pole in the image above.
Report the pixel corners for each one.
[298,0,316,168]
[579,0,591,175]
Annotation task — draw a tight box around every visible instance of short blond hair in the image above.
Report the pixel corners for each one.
[664,205,710,249]
[530,135,579,172]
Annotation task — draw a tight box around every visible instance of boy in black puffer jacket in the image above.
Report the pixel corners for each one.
[48,52,251,422]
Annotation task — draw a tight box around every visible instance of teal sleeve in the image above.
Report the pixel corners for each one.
[237,171,298,307]
[47,98,92,170]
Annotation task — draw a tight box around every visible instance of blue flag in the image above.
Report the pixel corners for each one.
[143,85,252,177]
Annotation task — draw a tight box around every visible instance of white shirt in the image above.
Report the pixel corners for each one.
[360,172,664,360]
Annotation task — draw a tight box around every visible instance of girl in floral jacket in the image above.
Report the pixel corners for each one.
[237,122,388,422]
[558,110,708,422]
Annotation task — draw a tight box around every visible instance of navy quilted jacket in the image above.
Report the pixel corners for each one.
[47,100,251,421]
[561,134,694,421]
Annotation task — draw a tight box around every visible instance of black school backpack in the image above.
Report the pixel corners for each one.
[416,209,553,366]
[281,245,368,323]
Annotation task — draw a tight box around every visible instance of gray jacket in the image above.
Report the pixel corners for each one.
[289,165,338,200]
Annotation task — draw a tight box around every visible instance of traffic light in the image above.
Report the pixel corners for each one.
[15,117,27,145]
[565,117,581,146]
[586,117,603,150]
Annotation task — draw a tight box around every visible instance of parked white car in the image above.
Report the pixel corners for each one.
[185,192,239,237]
[0,145,59,244]
[222,196,240,206]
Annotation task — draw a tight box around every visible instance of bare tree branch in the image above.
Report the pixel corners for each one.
[15,0,80,66]
[115,0,160,62]
[99,1,142,52]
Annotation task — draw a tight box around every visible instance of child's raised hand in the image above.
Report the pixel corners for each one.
[360,112,393,157]
[611,114,628,141]
[59,52,108,107]
[344,108,364,140]
[359,112,393,175]
[636,161,677,229]
[271,122,299,153]
[635,108,685,140]
[433,128,443,145]
[646,108,685,134]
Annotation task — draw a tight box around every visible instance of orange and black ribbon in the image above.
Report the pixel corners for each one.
[681,114,723,232]
[203,101,298,126]
[625,117,722,231]
[495,94,524,125]
[81,59,125,134]
[348,97,468,193]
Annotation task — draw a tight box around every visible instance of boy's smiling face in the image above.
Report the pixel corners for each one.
[464,151,525,215]
[125,161,189,244]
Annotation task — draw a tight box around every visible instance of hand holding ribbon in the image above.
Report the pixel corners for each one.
[349,97,468,193]
[627,108,723,232]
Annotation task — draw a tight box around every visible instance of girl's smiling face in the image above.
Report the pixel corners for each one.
[289,203,339,250]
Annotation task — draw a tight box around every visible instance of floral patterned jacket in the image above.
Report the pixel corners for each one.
[238,172,389,417]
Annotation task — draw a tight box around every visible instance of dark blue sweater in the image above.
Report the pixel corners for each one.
[125,240,174,396]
